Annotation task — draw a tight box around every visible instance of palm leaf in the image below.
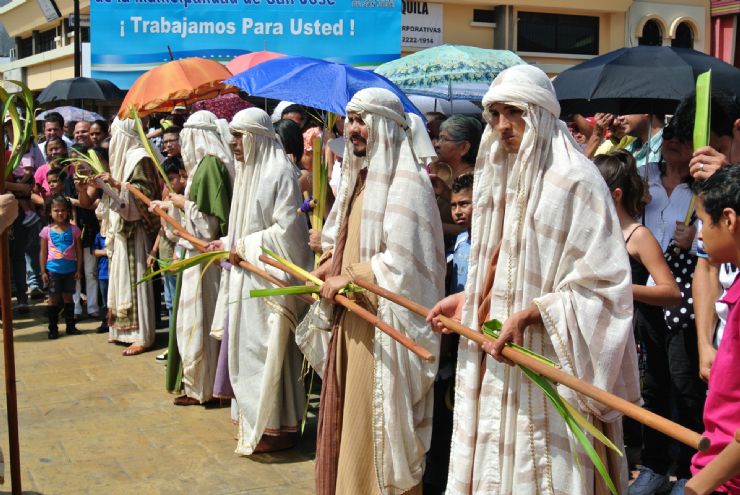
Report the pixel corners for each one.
[482,318,620,494]
[250,285,321,298]
[129,106,173,190]
[137,250,228,285]
[693,70,711,150]
[261,246,323,285]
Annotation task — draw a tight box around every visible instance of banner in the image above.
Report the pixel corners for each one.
[90,0,401,88]
[401,1,442,50]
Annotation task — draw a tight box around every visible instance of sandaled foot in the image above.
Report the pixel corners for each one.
[173,395,201,406]
[253,432,299,453]
[122,344,147,356]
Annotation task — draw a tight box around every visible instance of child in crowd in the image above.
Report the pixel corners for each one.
[687,165,740,494]
[595,150,681,470]
[425,172,474,495]
[93,231,109,334]
[39,195,82,339]
[43,168,67,220]
[448,173,474,293]
[150,157,187,328]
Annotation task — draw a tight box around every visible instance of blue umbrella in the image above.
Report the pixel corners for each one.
[225,56,423,118]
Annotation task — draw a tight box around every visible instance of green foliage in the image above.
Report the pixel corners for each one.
[481,318,620,494]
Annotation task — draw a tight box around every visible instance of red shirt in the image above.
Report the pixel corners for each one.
[691,274,740,492]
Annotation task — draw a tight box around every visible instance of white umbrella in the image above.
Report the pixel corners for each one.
[408,95,482,115]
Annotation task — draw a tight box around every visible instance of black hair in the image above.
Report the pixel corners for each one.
[44,136,67,153]
[274,119,304,164]
[425,111,447,123]
[91,119,109,134]
[46,167,66,180]
[48,193,72,218]
[92,146,109,164]
[162,125,182,137]
[69,143,89,157]
[44,112,64,127]
[594,149,646,218]
[167,114,187,128]
[451,173,474,194]
[673,90,740,140]
[163,156,185,175]
[693,165,740,223]
[281,104,306,121]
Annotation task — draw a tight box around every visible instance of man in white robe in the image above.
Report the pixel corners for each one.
[154,110,234,405]
[428,65,641,494]
[209,108,311,455]
[101,118,162,356]
[298,88,445,495]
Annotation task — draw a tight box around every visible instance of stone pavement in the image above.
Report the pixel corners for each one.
[0,302,316,494]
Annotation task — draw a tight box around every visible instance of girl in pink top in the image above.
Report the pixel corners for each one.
[689,165,740,494]
[39,194,82,340]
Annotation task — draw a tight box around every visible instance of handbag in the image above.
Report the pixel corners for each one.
[662,197,697,333]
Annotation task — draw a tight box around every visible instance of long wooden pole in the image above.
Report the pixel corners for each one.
[686,430,740,495]
[258,254,434,362]
[351,278,710,453]
[0,133,22,494]
[127,183,314,306]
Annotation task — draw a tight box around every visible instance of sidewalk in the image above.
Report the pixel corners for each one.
[0,303,316,494]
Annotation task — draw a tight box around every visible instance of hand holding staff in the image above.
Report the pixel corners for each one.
[258,254,435,363]
[350,277,710,453]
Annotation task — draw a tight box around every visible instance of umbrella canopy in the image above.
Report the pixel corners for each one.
[375,45,524,100]
[37,77,124,104]
[37,106,104,122]
[554,46,740,116]
[118,57,237,118]
[191,93,253,121]
[226,56,423,117]
[408,95,482,115]
[226,51,285,75]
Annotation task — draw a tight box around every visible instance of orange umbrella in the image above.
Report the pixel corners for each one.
[118,57,236,118]
[226,51,285,75]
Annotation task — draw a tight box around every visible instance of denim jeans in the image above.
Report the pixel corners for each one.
[162,274,177,322]
[98,278,108,326]
[24,220,42,291]
[9,216,28,304]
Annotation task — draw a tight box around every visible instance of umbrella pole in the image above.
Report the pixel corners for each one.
[0,132,23,495]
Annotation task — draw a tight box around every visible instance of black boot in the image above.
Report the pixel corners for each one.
[64,303,81,335]
[47,305,60,340]
[96,308,109,334]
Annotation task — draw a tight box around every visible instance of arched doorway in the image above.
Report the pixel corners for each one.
[639,19,663,46]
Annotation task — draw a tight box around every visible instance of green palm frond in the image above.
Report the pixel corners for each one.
[138,250,228,285]
[129,106,173,190]
[693,70,711,150]
[482,319,620,495]
[1,81,35,179]
[250,285,321,298]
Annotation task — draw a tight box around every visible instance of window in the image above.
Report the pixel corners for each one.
[473,9,496,24]
[671,22,694,49]
[36,28,57,53]
[517,12,599,55]
[17,37,32,59]
[639,19,663,46]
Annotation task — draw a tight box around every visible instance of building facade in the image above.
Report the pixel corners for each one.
[710,0,739,66]
[1,0,711,90]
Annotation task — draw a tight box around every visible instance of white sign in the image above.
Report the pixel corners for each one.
[36,0,60,23]
[402,1,443,50]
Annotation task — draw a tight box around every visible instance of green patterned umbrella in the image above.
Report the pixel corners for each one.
[375,45,525,101]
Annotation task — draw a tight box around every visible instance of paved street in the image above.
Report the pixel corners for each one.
[0,302,316,494]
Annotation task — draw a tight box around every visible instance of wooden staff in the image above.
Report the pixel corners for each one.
[686,430,740,495]
[127,184,313,304]
[258,254,435,363]
[351,278,710,453]
[0,133,23,494]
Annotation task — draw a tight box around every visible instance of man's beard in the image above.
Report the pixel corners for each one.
[352,148,366,157]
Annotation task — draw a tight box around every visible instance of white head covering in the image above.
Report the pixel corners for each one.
[180,110,235,185]
[108,117,142,183]
[406,112,437,164]
[448,65,639,494]
[270,100,295,123]
[315,87,445,493]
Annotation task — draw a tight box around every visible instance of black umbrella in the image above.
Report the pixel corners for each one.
[553,46,740,116]
[37,77,125,104]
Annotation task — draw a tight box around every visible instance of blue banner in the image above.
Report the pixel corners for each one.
[90,0,401,88]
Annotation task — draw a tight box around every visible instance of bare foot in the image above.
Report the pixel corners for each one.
[173,395,201,406]
[122,344,148,356]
